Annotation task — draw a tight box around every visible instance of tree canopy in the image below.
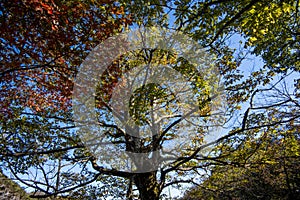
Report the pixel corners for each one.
[0,0,299,199]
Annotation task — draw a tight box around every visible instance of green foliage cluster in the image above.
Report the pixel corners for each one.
[0,171,32,200]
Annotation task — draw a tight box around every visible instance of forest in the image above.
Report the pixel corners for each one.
[0,0,299,199]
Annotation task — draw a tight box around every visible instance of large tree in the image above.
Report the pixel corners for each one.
[1,0,299,199]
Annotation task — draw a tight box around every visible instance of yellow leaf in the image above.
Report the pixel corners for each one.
[249,37,257,43]
[249,8,256,14]
[259,29,267,35]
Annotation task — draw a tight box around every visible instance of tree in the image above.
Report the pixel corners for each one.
[72,26,221,199]
[1,0,299,199]
[179,125,300,199]
[0,170,32,200]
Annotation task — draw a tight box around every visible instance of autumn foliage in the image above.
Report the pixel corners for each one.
[1,0,299,199]
[0,0,131,118]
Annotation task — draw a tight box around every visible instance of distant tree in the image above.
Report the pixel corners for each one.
[0,170,32,200]
[179,125,300,199]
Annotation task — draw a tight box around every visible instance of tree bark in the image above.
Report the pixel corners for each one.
[133,172,160,200]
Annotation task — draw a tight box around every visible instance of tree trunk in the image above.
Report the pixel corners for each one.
[133,171,160,200]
